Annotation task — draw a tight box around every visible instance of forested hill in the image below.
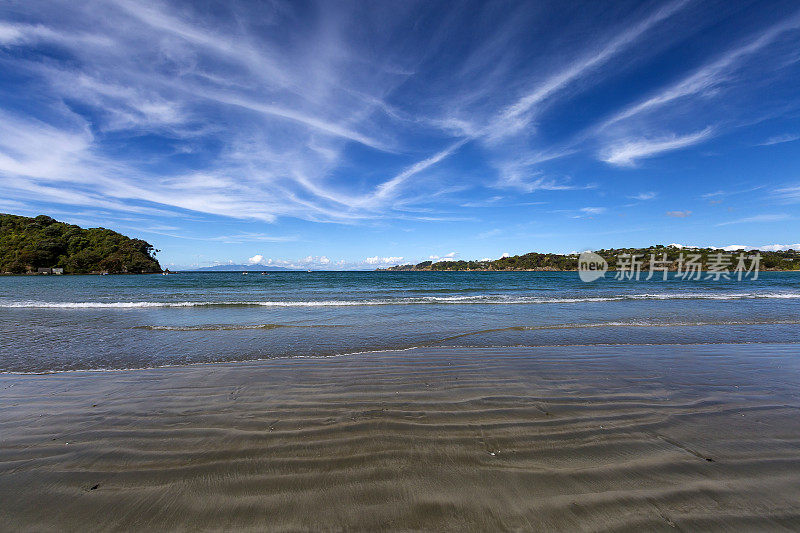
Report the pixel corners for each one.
[381,246,800,271]
[0,214,161,274]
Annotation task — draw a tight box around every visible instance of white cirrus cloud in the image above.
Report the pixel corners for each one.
[772,185,800,203]
[600,128,714,167]
[477,229,502,239]
[716,213,791,226]
[629,191,657,200]
[484,0,689,141]
[756,133,800,146]
[1,0,797,235]
[666,210,692,218]
[598,10,800,129]
[362,0,690,196]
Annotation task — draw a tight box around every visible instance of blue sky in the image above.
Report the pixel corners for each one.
[1,0,799,270]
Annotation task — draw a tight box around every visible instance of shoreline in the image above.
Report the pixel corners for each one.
[2,344,800,530]
[2,340,799,377]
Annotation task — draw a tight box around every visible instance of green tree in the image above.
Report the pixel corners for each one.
[0,213,162,274]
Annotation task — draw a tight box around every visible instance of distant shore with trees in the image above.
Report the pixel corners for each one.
[379,246,799,272]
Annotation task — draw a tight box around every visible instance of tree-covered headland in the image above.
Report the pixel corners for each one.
[380,246,799,271]
[0,214,162,274]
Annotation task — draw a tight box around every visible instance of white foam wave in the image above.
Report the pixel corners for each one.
[2,292,799,308]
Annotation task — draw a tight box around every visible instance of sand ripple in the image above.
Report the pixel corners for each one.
[1,344,800,531]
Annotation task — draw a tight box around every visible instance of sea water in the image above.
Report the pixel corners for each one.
[1,271,799,372]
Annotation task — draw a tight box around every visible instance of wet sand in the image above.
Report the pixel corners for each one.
[1,344,800,531]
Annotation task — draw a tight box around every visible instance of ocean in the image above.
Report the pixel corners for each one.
[1,270,799,372]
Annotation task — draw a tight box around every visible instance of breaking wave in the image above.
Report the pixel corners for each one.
[2,291,800,308]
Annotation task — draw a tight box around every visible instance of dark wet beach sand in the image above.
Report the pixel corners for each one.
[2,344,800,531]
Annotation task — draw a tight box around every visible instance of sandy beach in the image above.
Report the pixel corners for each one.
[2,343,800,531]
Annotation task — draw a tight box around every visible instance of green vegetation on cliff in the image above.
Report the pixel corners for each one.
[381,245,800,271]
[0,214,161,274]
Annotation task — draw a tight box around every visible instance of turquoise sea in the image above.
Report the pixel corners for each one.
[1,271,799,372]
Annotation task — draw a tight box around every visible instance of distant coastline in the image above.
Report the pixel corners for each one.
[379,246,800,272]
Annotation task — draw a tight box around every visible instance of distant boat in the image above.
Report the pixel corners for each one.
[261,272,268,275]
[242,272,248,275]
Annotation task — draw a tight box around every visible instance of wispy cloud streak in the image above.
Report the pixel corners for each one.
[485,0,690,141]
[599,10,800,128]
[0,0,798,242]
[600,127,713,166]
